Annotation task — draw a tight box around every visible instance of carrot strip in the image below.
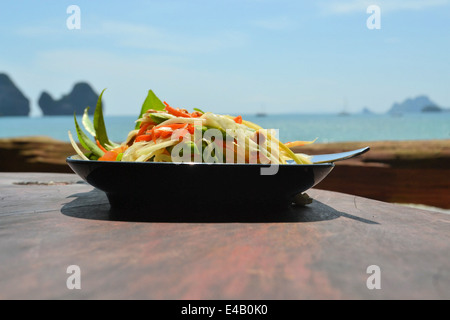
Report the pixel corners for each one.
[234,115,242,124]
[190,111,203,117]
[152,126,157,143]
[159,130,173,139]
[187,123,195,135]
[96,140,108,153]
[136,124,188,142]
[112,145,128,153]
[164,101,192,118]
[135,135,152,142]
[137,122,153,136]
[98,150,118,161]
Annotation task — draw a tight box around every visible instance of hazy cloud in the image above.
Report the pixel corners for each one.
[16,20,248,55]
[319,0,449,15]
[250,16,297,30]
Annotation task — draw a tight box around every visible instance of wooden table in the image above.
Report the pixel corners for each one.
[0,172,449,300]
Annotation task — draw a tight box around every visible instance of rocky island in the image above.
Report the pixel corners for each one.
[38,82,102,116]
[0,73,30,116]
[388,95,447,114]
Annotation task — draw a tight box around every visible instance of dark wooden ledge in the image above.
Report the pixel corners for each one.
[0,172,449,299]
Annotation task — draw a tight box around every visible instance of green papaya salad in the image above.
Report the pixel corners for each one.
[68,89,314,164]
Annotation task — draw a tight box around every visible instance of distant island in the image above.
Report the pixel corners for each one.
[38,82,101,116]
[422,105,443,112]
[1,71,449,117]
[387,95,447,114]
[0,72,102,117]
[361,107,374,115]
[0,73,30,116]
[353,95,448,115]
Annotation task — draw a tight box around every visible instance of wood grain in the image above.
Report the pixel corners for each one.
[0,172,449,299]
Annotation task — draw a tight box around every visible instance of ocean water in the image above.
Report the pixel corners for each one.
[0,112,449,144]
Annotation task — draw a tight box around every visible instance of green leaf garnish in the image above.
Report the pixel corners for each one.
[74,113,105,158]
[135,89,166,129]
[93,89,110,148]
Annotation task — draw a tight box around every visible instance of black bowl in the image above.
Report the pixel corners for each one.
[66,156,334,214]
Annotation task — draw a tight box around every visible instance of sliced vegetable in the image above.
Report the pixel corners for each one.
[148,113,172,124]
[137,122,153,136]
[68,130,89,160]
[69,88,315,165]
[284,138,317,148]
[116,153,123,161]
[155,123,188,130]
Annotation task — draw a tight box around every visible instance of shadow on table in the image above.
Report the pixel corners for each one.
[60,188,377,224]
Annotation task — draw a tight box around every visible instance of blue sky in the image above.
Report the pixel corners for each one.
[1,0,449,116]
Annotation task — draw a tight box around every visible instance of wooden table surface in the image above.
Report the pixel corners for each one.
[0,172,449,300]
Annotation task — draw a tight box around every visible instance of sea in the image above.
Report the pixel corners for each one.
[0,112,449,144]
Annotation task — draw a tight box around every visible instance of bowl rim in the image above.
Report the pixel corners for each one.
[66,155,335,168]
